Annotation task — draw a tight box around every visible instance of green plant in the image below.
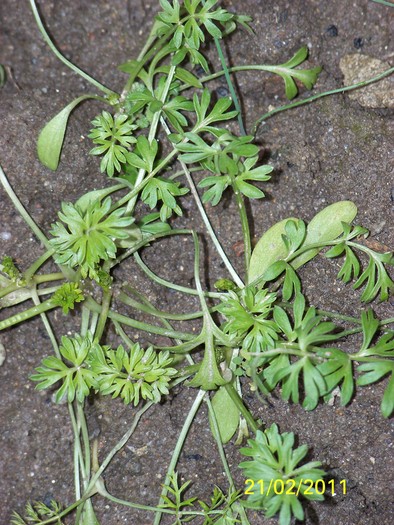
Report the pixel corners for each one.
[1,1,393,525]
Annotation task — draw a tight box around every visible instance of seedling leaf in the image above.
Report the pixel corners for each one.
[209,385,240,443]
[38,95,95,170]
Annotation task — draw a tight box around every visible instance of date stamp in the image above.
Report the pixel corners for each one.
[244,478,347,497]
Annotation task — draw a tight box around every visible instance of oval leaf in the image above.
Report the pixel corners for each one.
[248,217,299,284]
[291,201,357,268]
[209,386,240,444]
[37,95,95,170]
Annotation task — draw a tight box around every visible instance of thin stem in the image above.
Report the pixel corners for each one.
[230,174,251,282]
[0,297,56,331]
[95,488,180,515]
[24,250,55,282]
[111,227,193,267]
[0,163,51,250]
[28,495,91,525]
[125,286,196,365]
[94,289,112,341]
[224,383,260,433]
[122,32,171,94]
[159,115,244,287]
[80,306,91,338]
[30,287,60,358]
[253,65,394,133]
[77,402,91,488]
[84,296,195,341]
[211,29,252,280]
[0,284,61,306]
[183,161,244,288]
[206,395,253,523]
[118,289,204,321]
[85,402,153,495]
[133,252,222,298]
[278,302,362,325]
[205,396,235,491]
[153,389,206,525]
[29,0,117,96]
[213,38,247,135]
[148,65,176,142]
[116,148,178,212]
[68,403,83,501]
[124,64,177,216]
[0,282,18,300]
[369,0,394,6]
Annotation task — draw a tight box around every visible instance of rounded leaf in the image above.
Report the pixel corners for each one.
[291,201,357,268]
[248,217,298,284]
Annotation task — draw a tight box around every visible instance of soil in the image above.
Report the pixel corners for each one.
[0,1,393,524]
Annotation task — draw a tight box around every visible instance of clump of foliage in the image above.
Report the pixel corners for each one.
[1,1,393,524]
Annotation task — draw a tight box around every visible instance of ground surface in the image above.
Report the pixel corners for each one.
[0,1,393,524]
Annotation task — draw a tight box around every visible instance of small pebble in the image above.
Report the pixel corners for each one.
[353,37,364,49]
[216,86,229,98]
[326,25,338,37]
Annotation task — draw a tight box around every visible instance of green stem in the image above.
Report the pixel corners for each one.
[24,250,55,282]
[85,402,153,495]
[122,32,171,94]
[205,396,235,490]
[29,0,117,96]
[205,396,252,524]
[183,160,244,288]
[80,305,91,338]
[68,403,83,501]
[77,402,91,488]
[111,227,193,267]
[118,289,204,321]
[133,252,222,298]
[34,272,65,284]
[124,65,177,216]
[30,287,60,358]
[153,389,206,525]
[0,284,61,308]
[351,354,394,363]
[224,383,260,433]
[162,116,245,288]
[253,65,394,133]
[230,175,252,283]
[96,489,181,515]
[116,148,178,212]
[369,0,394,6]
[0,163,51,250]
[153,336,204,354]
[148,64,176,142]
[0,282,18,300]
[84,296,194,341]
[279,302,362,325]
[213,37,246,135]
[0,297,56,330]
[94,289,112,341]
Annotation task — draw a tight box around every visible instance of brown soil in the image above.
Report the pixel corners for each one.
[0,1,393,524]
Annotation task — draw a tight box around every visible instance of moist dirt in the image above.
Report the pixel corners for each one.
[0,1,393,524]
